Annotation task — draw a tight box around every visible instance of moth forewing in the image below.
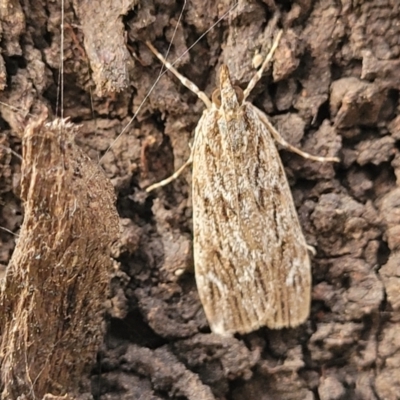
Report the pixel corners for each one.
[192,67,311,336]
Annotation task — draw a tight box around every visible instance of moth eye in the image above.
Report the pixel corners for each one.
[212,89,221,107]
[233,86,244,104]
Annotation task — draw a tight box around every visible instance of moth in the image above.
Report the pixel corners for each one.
[145,31,339,336]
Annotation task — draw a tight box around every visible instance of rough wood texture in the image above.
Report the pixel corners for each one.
[0,114,119,399]
[0,0,399,399]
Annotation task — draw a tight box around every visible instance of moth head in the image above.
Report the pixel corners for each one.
[212,86,244,108]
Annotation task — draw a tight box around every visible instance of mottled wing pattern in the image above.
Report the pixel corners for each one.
[192,98,311,336]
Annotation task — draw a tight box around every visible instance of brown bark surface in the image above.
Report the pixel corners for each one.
[0,0,399,399]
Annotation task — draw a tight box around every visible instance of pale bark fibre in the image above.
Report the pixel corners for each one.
[0,114,119,399]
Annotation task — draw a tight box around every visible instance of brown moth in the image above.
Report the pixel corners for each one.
[146,31,339,336]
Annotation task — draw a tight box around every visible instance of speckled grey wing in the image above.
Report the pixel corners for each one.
[192,103,311,336]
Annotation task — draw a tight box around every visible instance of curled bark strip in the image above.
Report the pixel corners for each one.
[0,114,119,399]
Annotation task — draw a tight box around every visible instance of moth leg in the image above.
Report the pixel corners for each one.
[145,41,212,108]
[254,107,340,163]
[143,42,212,192]
[145,151,193,192]
[307,244,316,256]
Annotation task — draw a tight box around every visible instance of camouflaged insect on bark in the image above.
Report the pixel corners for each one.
[146,30,339,336]
[191,65,311,335]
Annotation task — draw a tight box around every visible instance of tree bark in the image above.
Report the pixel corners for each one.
[0,112,119,399]
[0,0,399,399]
